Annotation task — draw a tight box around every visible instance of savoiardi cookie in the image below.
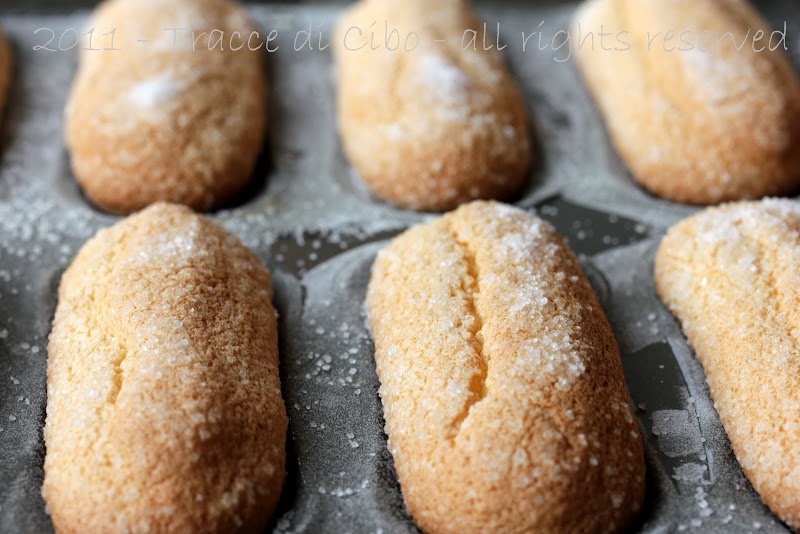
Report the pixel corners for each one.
[655,198,800,528]
[573,0,800,205]
[65,0,267,214]
[366,200,645,533]
[334,0,532,212]
[42,203,287,533]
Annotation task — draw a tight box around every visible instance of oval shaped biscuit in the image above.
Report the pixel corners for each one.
[573,0,800,204]
[334,0,532,212]
[655,199,800,528]
[66,0,266,214]
[366,201,645,533]
[42,203,287,533]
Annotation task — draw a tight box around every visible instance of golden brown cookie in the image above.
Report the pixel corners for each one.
[655,199,800,528]
[66,0,266,214]
[334,0,532,212]
[42,203,287,533]
[573,0,800,204]
[366,200,645,533]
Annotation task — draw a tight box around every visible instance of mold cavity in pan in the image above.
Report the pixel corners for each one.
[505,45,547,204]
[275,232,667,533]
[269,226,405,278]
[271,243,418,533]
[623,342,711,491]
[635,436,680,532]
[54,150,102,214]
[512,92,566,203]
[331,141,388,208]
[527,194,651,255]
[0,267,51,534]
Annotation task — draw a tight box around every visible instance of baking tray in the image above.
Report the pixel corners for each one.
[1,1,799,532]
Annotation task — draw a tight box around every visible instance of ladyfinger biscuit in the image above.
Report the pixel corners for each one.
[0,29,11,116]
[573,0,800,205]
[334,0,532,212]
[66,0,266,214]
[366,201,645,533]
[42,203,287,533]
[655,199,800,528]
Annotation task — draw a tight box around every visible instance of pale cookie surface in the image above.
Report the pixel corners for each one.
[655,199,800,529]
[366,201,645,533]
[574,0,800,205]
[42,203,287,533]
[335,0,532,212]
[66,0,266,214]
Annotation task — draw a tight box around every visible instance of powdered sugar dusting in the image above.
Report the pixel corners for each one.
[415,53,472,109]
[680,48,757,106]
[651,409,704,458]
[128,74,186,110]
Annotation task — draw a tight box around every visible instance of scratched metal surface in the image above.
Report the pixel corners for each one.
[0,1,799,533]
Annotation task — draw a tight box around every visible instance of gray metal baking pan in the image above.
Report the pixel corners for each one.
[0,0,798,532]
